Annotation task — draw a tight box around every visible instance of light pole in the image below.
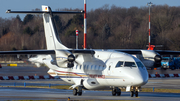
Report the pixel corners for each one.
[147,2,153,50]
[76,30,78,49]
[84,0,87,49]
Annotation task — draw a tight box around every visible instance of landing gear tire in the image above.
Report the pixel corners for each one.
[116,88,121,96]
[135,91,138,97]
[73,88,77,96]
[116,91,121,96]
[112,89,116,96]
[78,91,82,96]
[130,91,134,97]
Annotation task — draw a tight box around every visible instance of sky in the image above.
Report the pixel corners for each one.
[1,0,180,20]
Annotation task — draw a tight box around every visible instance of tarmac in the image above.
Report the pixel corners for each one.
[0,87,180,101]
[0,66,180,100]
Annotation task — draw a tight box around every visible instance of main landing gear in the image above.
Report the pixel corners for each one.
[73,86,82,96]
[112,87,121,96]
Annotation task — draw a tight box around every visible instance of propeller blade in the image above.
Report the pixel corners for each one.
[75,54,79,59]
[74,61,81,65]
[61,50,71,57]
[62,60,68,64]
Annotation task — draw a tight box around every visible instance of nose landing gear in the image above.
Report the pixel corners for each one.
[130,90,138,97]
[130,87,140,97]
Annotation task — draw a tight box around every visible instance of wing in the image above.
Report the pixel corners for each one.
[111,49,142,54]
[0,50,55,55]
[154,50,180,55]
[113,49,180,55]
[0,49,95,68]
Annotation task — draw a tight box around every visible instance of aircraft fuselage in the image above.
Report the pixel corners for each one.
[46,50,148,90]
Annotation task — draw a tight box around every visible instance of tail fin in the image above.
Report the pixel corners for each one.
[6,5,84,50]
[42,5,67,50]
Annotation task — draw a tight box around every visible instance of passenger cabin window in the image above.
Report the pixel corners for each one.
[115,61,124,67]
[124,62,136,67]
[98,65,101,70]
[95,65,97,70]
[84,65,86,70]
[80,65,82,69]
[87,65,89,70]
[91,65,93,70]
[76,65,78,69]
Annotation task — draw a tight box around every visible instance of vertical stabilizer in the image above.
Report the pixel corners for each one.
[6,5,84,50]
[42,5,68,50]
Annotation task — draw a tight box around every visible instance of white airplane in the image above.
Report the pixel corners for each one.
[109,49,162,69]
[1,5,149,97]
[27,55,47,67]
[112,48,180,69]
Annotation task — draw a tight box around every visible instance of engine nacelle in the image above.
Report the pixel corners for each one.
[154,55,162,67]
[28,55,50,67]
[141,50,162,68]
[55,50,75,68]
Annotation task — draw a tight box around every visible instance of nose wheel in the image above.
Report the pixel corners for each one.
[130,90,138,97]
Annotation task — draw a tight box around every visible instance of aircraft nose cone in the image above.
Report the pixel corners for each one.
[135,76,148,86]
[133,71,148,86]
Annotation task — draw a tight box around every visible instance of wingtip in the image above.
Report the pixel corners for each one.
[6,9,11,13]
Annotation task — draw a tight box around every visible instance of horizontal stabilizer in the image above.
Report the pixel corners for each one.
[6,10,84,14]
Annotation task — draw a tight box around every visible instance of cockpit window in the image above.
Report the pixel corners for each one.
[116,61,123,67]
[136,62,144,68]
[124,62,136,67]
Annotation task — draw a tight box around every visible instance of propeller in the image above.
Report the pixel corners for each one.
[153,55,162,67]
[56,50,80,68]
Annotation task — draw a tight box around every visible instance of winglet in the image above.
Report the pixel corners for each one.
[6,9,11,13]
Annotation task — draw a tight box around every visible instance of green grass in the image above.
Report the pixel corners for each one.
[141,88,180,93]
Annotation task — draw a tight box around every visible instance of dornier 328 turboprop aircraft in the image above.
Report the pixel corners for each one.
[2,5,148,97]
